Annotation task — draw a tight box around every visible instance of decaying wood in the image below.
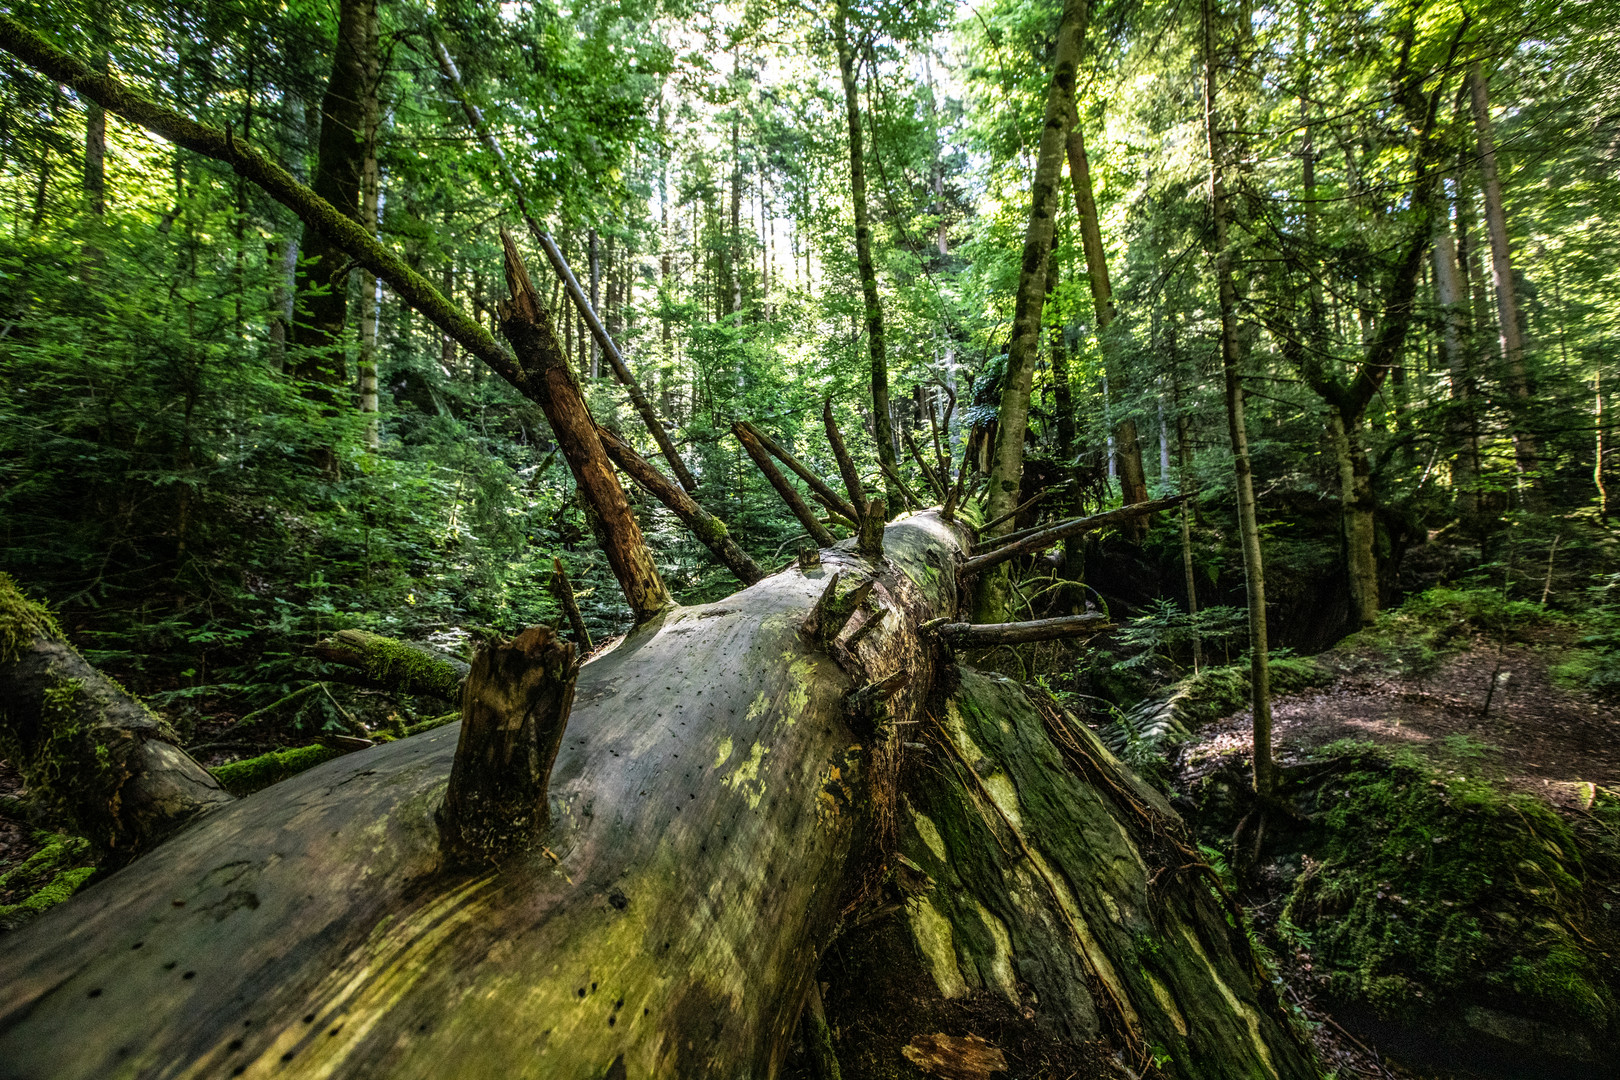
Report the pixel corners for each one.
[879,458,924,512]
[857,497,888,560]
[803,981,842,1080]
[822,399,869,520]
[961,495,1185,576]
[550,557,592,651]
[901,1033,1006,1080]
[733,421,838,548]
[0,515,961,1079]
[802,573,877,650]
[903,428,946,501]
[0,575,232,860]
[497,232,672,623]
[439,626,577,869]
[310,629,468,700]
[738,420,859,526]
[597,424,763,585]
[932,614,1112,647]
[0,517,1313,1080]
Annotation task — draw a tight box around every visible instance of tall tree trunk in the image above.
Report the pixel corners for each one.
[1064,109,1148,522]
[1468,62,1539,489]
[1329,413,1378,627]
[976,0,1086,622]
[288,0,375,409]
[1173,349,1202,673]
[1203,0,1274,797]
[1433,227,1478,524]
[1046,235,1083,595]
[588,227,600,378]
[832,0,902,513]
[356,0,381,450]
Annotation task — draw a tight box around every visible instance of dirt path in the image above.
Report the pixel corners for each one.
[1182,635,1618,807]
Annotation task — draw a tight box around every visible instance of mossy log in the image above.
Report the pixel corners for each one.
[0,518,1312,1079]
[823,668,1315,1079]
[310,629,468,701]
[0,575,232,861]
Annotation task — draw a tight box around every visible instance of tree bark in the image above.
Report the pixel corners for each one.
[832,0,902,511]
[288,0,376,407]
[976,0,1086,622]
[1328,413,1378,627]
[1065,109,1148,525]
[933,614,1110,646]
[0,516,1314,1080]
[1433,228,1479,524]
[1468,62,1539,488]
[734,422,839,549]
[1204,0,1274,797]
[356,0,381,450]
[0,575,233,860]
[497,233,672,624]
[961,496,1182,577]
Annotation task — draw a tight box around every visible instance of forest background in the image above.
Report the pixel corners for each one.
[0,0,1617,865]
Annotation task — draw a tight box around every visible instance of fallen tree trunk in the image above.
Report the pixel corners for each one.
[310,629,469,700]
[0,518,1312,1080]
[0,575,233,861]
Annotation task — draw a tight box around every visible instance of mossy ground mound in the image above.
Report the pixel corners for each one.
[0,830,95,929]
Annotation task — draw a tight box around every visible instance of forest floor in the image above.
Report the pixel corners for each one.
[1173,621,1620,1080]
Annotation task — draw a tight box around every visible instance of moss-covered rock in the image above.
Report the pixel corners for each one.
[1276,745,1617,1059]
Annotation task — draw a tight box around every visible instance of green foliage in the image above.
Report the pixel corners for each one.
[1283,745,1616,1031]
[0,572,60,662]
[0,831,96,929]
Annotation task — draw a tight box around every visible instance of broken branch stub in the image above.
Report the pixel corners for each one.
[550,557,591,651]
[801,573,877,649]
[439,626,578,869]
[857,497,888,560]
[497,232,672,623]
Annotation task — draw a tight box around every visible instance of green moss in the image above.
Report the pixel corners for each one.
[209,743,342,796]
[0,830,96,927]
[1171,656,1331,728]
[1282,745,1615,1031]
[1331,587,1560,678]
[343,630,462,699]
[0,572,60,663]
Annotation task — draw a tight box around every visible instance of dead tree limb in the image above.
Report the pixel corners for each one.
[310,630,467,700]
[550,557,592,651]
[931,614,1113,647]
[429,34,697,494]
[962,496,1185,577]
[497,232,672,623]
[739,421,859,525]
[439,626,578,869]
[877,458,924,512]
[598,425,763,585]
[902,428,946,500]
[822,400,869,520]
[980,487,1054,533]
[732,422,837,548]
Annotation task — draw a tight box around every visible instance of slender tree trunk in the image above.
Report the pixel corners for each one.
[588,227,600,378]
[1328,413,1378,627]
[1433,228,1478,523]
[1046,236,1083,594]
[356,0,381,450]
[81,7,105,218]
[288,0,375,409]
[1469,62,1539,489]
[976,0,1086,621]
[1064,110,1147,520]
[1203,0,1274,796]
[832,0,902,513]
[1173,356,1202,672]
[1596,369,1608,515]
